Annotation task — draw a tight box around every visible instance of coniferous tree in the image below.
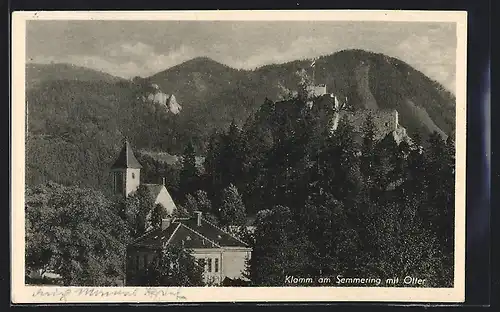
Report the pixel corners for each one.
[219,184,247,226]
[257,97,275,122]
[182,190,216,219]
[184,194,199,212]
[205,122,245,207]
[238,110,274,215]
[262,137,296,210]
[241,254,253,285]
[150,203,167,230]
[193,190,212,214]
[318,115,362,204]
[203,130,223,200]
[179,141,199,199]
[424,132,455,254]
[222,121,244,188]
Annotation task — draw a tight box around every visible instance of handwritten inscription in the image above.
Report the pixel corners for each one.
[143,287,186,300]
[32,287,186,302]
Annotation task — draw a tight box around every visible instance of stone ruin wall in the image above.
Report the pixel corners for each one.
[333,109,399,141]
[271,93,403,143]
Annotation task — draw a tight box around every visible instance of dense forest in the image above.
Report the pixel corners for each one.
[179,84,455,287]
[25,70,455,287]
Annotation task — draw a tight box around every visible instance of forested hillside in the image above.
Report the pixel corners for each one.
[26,78,181,196]
[144,51,455,142]
[26,63,124,89]
[25,49,455,195]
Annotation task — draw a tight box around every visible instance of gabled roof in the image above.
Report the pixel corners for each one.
[111,141,143,169]
[142,183,177,213]
[130,223,181,249]
[180,217,249,248]
[142,183,164,200]
[130,215,250,249]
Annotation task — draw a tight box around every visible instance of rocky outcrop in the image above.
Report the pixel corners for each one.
[141,83,182,115]
[167,94,182,115]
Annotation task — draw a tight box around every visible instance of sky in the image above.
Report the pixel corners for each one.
[26,20,457,93]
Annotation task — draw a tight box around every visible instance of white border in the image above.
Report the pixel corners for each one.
[11,10,467,303]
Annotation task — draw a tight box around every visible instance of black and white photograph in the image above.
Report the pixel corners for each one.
[11,10,467,303]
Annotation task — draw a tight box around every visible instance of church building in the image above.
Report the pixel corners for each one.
[111,140,177,216]
[111,141,252,286]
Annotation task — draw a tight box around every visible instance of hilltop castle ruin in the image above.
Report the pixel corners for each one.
[303,60,411,145]
[274,79,411,145]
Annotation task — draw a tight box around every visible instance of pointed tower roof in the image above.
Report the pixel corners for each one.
[111,140,143,169]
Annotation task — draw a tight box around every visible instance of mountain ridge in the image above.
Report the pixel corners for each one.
[27,51,455,97]
[26,62,126,89]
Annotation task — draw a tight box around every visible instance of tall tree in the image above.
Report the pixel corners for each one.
[239,99,275,214]
[318,115,362,204]
[204,122,245,207]
[193,190,213,214]
[222,121,244,188]
[424,132,455,254]
[183,194,199,213]
[150,203,168,230]
[179,141,199,199]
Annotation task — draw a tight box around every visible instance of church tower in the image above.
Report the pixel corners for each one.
[111,140,142,198]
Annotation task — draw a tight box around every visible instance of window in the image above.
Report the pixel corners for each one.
[132,172,135,179]
[143,254,148,270]
[207,258,212,272]
[136,255,140,272]
[214,258,219,273]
